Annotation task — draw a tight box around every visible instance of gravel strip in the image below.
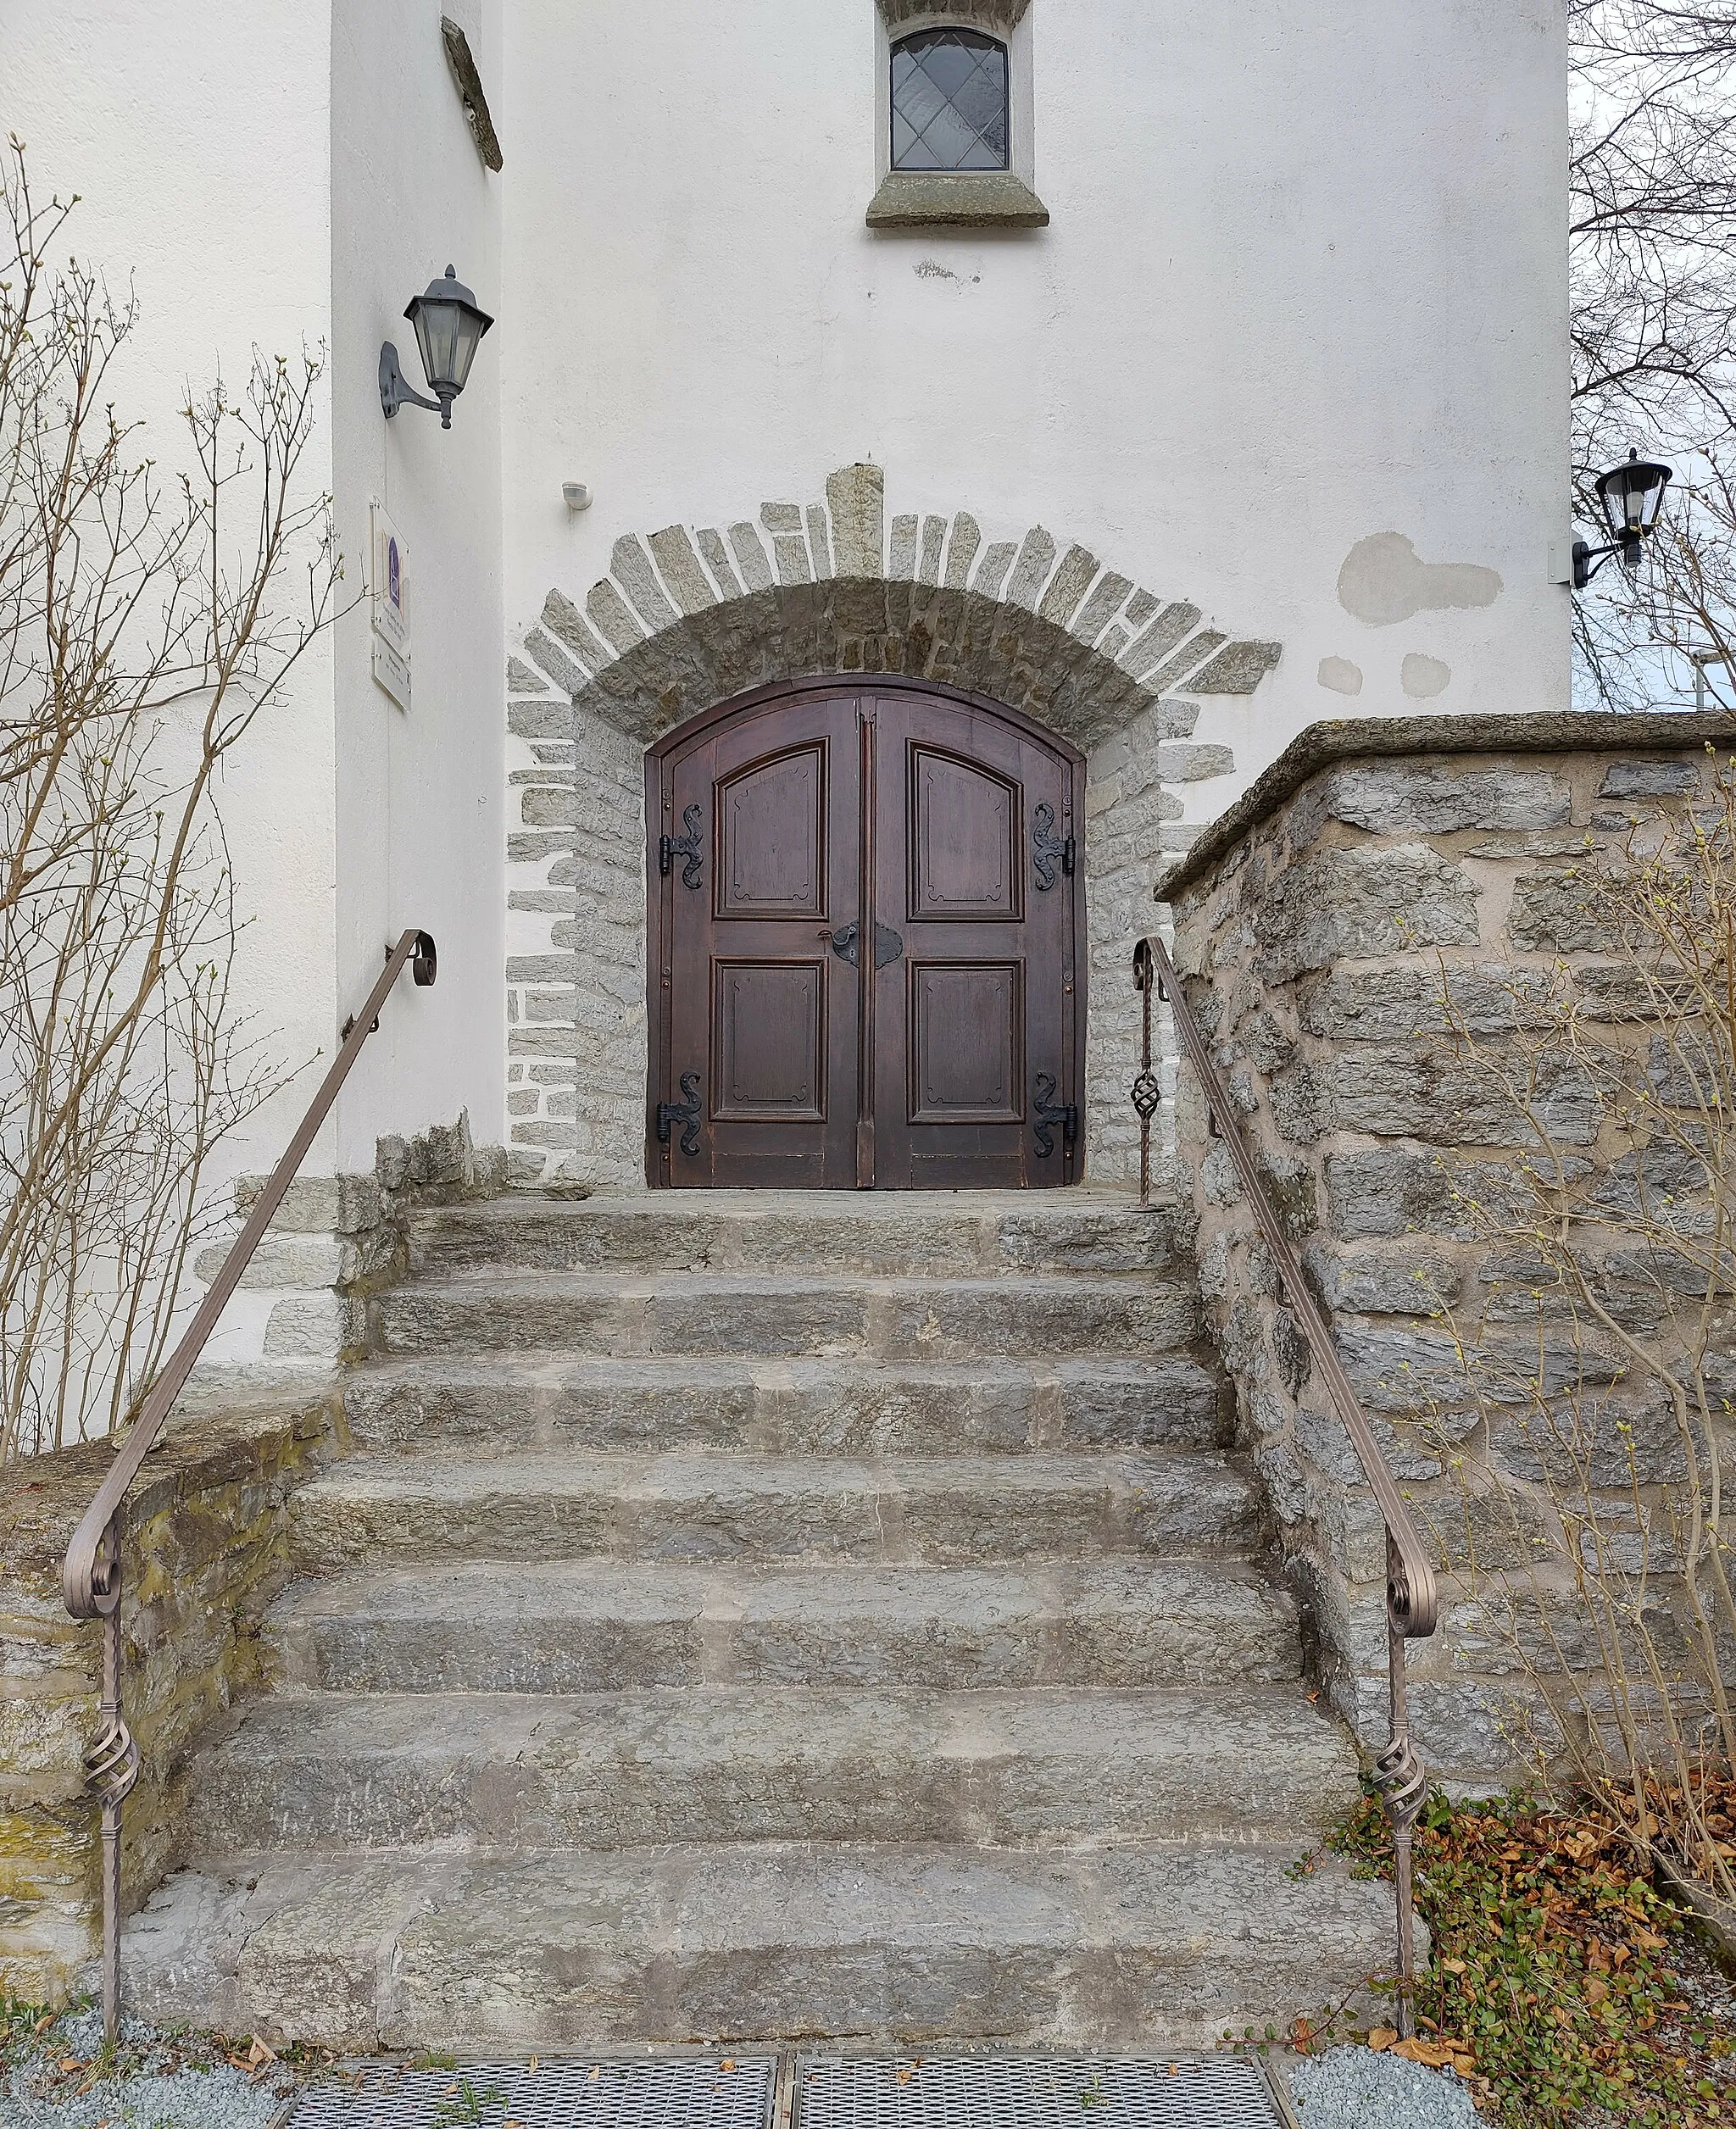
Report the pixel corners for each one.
[2,2006,302,2129]
[1289,2044,1481,2128]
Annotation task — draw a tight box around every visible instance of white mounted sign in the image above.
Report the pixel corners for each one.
[370,500,411,709]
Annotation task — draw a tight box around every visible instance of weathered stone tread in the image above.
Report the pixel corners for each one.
[272,1557,1303,1693]
[289,1448,1257,1570]
[409,1188,1186,1280]
[376,1271,1201,1361]
[122,1842,1393,2051]
[339,1353,1227,1455]
[188,1682,1357,1854]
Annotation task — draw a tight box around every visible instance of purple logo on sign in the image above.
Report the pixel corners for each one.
[387,536,401,611]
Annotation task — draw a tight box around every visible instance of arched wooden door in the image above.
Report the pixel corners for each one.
[647,679,1084,1189]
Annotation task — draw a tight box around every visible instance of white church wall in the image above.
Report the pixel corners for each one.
[498,0,1568,1182]
[328,0,505,1177]
[501,0,1569,784]
[0,3,343,1370]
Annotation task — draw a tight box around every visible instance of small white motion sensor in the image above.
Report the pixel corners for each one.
[563,481,593,513]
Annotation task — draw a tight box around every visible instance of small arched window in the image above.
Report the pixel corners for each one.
[891,28,1010,172]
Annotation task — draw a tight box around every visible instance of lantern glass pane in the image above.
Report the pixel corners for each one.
[415,301,462,391]
[448,307,484,390]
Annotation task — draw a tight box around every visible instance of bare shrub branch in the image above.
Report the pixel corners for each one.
[0,139,341,1461]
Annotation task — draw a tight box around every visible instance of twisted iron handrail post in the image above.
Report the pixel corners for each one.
[1131,939,1162,1209]
[61,929,436,2043]
[1136,934,1438,2036]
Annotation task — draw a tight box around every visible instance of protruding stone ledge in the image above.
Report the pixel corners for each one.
[877,0,1032,29]
[1159,710,1736,903]
[866,170,1049,229]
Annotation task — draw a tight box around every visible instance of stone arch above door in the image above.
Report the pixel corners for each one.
[505,464,1282,1188]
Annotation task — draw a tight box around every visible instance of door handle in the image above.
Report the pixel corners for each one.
[824,923,903,969]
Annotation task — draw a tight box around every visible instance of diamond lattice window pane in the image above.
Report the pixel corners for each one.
[890,29,1010,174]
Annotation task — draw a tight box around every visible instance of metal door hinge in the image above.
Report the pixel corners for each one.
[659,804,704,889]
[657,1072,704,1156]
[1032,803,1074,891]
[1032,1073,1078,1158]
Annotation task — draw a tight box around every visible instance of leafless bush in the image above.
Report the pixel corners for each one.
[0,141,340,1461]
[1426,749,1736,1898]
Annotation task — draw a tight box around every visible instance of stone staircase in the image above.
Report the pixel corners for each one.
[123,1191,1390,2052]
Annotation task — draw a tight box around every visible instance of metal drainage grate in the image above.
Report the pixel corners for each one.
[283,2055,777,2129]
[793,2055,1288,2129]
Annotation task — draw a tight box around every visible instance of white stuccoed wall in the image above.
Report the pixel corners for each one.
[0,2,340,1360]
[329,0,505,1175]
[501,0,1570,781]
[3,0,505,1370]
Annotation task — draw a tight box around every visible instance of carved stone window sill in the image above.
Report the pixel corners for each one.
[866,171,1049,229]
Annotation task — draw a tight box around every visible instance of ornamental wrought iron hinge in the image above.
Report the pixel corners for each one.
[1032,1073,1078,1159]
[659,804,704,890]
[1032,803,1075,891]
[656,1071,704,1157]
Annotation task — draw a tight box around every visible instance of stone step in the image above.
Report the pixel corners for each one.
[340,1354,1228,1457]
[187,1684,1357,1856]
[271,1559,1303,1694]
[290,1448,1258,1573]
[121,1842,1392,2051]
[409,1188,1185,1281]
[374,1272,1200,1362]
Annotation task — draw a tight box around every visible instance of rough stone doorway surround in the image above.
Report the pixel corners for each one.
[505,464,1283,1189]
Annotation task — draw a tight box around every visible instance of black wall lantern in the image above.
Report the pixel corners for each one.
[379,266,494,429]
[1572,447,1672,589]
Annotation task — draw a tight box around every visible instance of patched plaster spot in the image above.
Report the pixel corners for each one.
[1338,532,1502,627]
[1317,656,1363,697]
[1402,652,1452,699]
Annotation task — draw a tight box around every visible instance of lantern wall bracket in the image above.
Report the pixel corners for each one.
[379,342,444,425]
[1571,536,1640,592]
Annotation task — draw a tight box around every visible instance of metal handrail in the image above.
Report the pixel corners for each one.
[61,928,437,2042]
[1135,933,1438,2033]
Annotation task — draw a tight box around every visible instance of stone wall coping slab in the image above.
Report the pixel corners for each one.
[1158,710,1736,901]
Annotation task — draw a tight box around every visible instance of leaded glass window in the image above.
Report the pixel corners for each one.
[891,29,1010,172]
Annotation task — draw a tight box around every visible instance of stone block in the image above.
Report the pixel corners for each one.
[1310,764,1571,834]
[1299,963,1545,1040]
[646,527,716,615]
[1253,844,1481,981]
[1188,642,1282,695]
[540,590,615,671]
[508,699,574,741]
[1143,631,1227,695]
[520,626,584,695]
[1506,866,1609,953]
[1121,604,1199,678]
[1598,758,1702,798]
[826,464,885,578]
[1326,1043,1600,1146]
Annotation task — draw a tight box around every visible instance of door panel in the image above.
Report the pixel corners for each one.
[712,960,827,1120]
[908,960,1024,1122]
[650,681,1080,1188]
[908,748,1022,921]
[716,745,826,917]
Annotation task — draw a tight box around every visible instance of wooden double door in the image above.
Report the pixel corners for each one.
[647,679,1084,1189]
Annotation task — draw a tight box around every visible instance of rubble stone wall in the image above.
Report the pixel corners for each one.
[1165,713,1736,1782]
[0,1389,338,2001]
